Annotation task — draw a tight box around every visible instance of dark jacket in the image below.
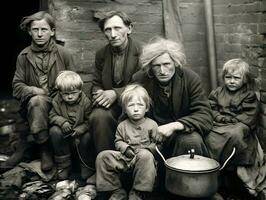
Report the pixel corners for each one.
[209,86,258,130]
[12,44,74,103]
[92,37,142,97]
[49,92,92,135]
[207,85,259,165]
[132,66,213,136]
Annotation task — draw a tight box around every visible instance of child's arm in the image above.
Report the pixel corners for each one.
[114,124,131,154]
[49,100,69,128]
[146,122,163,155]
[72,96,93,136]
[209,89,228,123]
[234,91,258,128]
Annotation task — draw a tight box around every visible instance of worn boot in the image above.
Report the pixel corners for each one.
[55,155,72,180]
[40,142,54,172]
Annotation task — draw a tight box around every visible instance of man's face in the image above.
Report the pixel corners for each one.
[29,19,54,47]
[103,15,132,48]
[151,53,176,84]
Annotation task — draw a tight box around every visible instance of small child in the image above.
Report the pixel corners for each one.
[49,70,94,180]
[205,58,258,168]
[96,84,161,200]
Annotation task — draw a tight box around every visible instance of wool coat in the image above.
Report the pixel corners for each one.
[205,85,259,166]
[12,43,74,104]
[92,37,142,97]
[132,66,213,136]
[49,92,92,135]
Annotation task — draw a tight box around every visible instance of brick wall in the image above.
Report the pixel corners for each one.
[213,0,265,84]
[213,0,266,150]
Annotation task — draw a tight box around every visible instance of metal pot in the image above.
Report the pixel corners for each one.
[156,147,235,198]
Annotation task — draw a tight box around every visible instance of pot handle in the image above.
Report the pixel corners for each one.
[155,146,166,164]
[220,147,236,171]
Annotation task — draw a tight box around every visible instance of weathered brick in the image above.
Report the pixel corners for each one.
[215,34,226,43]
[213,5,228,15]
[227,4,245,14]
[225,43,242,52]
[214,15,228,24]
[214,24,228,33]
[258,24,266,34]
[244,2,261,13]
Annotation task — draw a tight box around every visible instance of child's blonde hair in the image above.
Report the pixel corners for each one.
[222,58,251,85]
[55,70,83,91]
[120,84,151,111]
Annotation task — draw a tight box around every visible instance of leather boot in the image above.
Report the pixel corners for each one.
[40,142,54,172]
[55,155,71,180]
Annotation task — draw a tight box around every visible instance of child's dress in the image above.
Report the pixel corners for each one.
[205,85,258,167]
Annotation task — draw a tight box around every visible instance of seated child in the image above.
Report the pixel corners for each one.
[49,70,94,180]
[205,58,258,168]
[96,84,161,200]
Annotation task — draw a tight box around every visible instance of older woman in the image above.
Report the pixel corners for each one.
[133,37,213,158]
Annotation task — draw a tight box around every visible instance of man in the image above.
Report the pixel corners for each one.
[90,11,142,158]
[8,11,75,172]
[133,37,213,159]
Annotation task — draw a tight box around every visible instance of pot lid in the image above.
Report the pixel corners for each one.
[165,154,220,172]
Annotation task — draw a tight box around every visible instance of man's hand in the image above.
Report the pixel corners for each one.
[92,89,117,108]
[62,121,72,134]
[157,122,184,139]
[124,147,135,159]
[71,129,82,137]
[31,86,47,95]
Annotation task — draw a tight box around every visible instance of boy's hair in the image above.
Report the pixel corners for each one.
[20,11,55,32]
[98,10,133,32]
[120,84,151,111]
[55,71,83,91]
[222,58,251,85]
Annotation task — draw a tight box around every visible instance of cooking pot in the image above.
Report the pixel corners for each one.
[156,147,235,198]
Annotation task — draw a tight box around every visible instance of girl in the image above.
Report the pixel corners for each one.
[205,58,258,168]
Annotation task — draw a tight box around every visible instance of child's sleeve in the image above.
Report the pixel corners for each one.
[73,96,92,135]
[147,121,162,155]
[234,91,258,128]
[209,89,227,123]
[49,100,68,127]
[114,123,130,153]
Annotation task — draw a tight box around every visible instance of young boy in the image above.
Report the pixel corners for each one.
[205,58,258,167]
[96,84,161,200]
[49,71,94,180]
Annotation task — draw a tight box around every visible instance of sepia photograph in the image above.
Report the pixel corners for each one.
[0,0,265,199]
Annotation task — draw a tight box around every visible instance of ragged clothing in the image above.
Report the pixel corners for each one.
[205,85,259,166]
[96,118,160,192]
[12,40,74,139]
